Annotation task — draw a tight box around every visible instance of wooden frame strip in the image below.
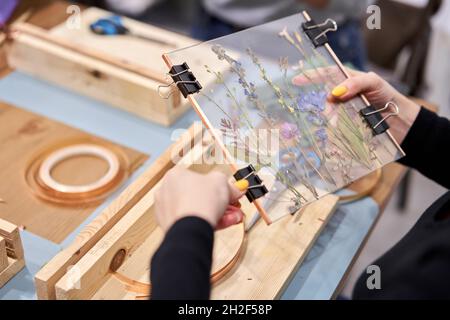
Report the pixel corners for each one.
[0,218,25,288]
[0,236,7,273]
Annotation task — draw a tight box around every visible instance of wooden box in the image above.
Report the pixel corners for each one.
[34,125,338,300]
[6,6,201,126]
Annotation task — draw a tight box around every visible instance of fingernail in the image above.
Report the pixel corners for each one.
[331,85,347,97]
[234,179,249,191]
[234,212,243,224]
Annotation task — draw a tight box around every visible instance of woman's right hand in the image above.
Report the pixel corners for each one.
[293,69,421,144]
[328,71,421,144]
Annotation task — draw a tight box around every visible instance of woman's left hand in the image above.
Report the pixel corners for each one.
[155,167,247,232]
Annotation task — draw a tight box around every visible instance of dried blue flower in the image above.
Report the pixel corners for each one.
[306,114,324,126]
[315,128,328,142]
[295,90,327,113]
[296,96,309,112]
[280,122,299,140]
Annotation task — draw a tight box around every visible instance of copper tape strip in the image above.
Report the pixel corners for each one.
[111,222,246,299]
[38,144,121,194]
[24,138,130,206]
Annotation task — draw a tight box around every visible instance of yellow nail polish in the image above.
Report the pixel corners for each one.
[332,85,348,97]
[234,179,249,191]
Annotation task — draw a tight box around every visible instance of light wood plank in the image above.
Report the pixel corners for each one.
[0,218,24,260]
[0,236,7,273]
[0,218,26,288]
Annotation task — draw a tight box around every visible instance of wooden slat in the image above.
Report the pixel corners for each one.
[35,124,202,299]
[0,219,26,288]
[0,236,7,273]
[0,218,24,260]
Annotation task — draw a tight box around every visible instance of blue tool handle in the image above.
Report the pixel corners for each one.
[90,15,129,36]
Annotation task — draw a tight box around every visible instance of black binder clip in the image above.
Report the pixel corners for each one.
[234,164,268,202]
[158,62,202,99]
[360,101,399,135]
[302,18,337,47]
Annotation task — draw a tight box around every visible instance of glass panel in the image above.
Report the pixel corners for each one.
[165,11,402,222]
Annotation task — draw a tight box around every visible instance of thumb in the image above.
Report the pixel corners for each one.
[228,179,248,204]
[329,72,383,102]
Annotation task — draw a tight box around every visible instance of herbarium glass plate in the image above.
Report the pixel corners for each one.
[165,12,403,221]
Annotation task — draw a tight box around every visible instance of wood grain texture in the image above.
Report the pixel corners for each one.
[0,102,147,243]
[212,195,337,300]
[0,257,25,288]
[0,218,25,288]
[0,237,7,273]
[35,124,202,299]
[0,217,24,261]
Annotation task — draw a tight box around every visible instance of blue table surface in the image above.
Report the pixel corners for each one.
[0,72,379,300]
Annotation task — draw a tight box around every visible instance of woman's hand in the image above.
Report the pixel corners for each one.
[328,71,421,144]
[293,69,421,144]
[155,167,247,232]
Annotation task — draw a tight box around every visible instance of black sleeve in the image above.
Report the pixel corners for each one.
[398,107,450,189]
[150,216,214,300]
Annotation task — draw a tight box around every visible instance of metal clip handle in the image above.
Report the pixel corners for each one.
[362,101,399,129]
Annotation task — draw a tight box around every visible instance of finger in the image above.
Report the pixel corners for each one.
[328,72,382,102]
[216,207,244,230]
[292,66,340,86]
[229,179,248,203]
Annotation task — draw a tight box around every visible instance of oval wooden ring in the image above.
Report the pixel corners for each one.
[38,144,120,194]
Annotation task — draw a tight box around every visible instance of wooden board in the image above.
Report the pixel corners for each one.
[45,126,338,300]
[50,7,193,76]
[5,6,201,125]
[0,102,148,243]
[0,236,7,273]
